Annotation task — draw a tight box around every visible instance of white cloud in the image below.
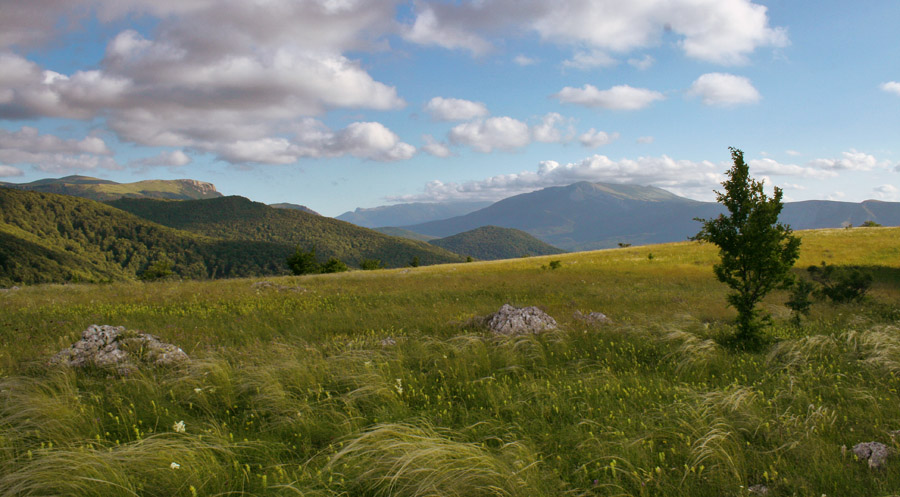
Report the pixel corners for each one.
[449,116,532,153]
[0,127,111,155]
[562,50,617,70]
[687,73,760,107]
[332,122,416,161]
[807,150,883,172]
[873,184,898,200]
[421,135,452,158]
[131,149,191,167]
[424,97,489,121]
[786,149,801,157]
[748,158,836,179]
[0,165,24,177]
[627,55,654,70]
[531,113,573,143]
[513,54,537,66]
[880,81,900,96]
[579,129,619,148]
[403,0,786,64]
[636,136,654,144]
[554,84,664,110]
[390,153,723,202]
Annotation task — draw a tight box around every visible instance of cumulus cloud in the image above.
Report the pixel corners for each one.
[628,55,654,70]
[449,116,531,153]
[424,97,489,121]
[131,149,192,168]
[562,50,617,70]
[531,113,573,143]
[513,54,537,66]
[421,135,452,158]
[554,84,664,110]
[389,153,724,202]
[873,184,898,200]
[332,122,416,161]
[880,81,900,96]
[0,1,409,166]
[807,150,883,172]
[0,126,121,174]
[403,0,787,64]
[579,129,619,148]
[748,158,836,179]
[636,136,654,144]
[0,165,24,177]
[687,73,761,107]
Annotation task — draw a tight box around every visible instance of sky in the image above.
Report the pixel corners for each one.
[0,0,898,216]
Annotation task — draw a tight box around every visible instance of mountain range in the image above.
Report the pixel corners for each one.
[0,175,221,201]
[336,201,491,228]
[399,182,900,250]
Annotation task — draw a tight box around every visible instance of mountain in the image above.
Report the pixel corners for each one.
[373,227,438,242]
[108,196,465,268]
[270,203,320,216]
[0,188,288,285]
[0,175,222,201]
[336,201,492,228]
[404,182,900,251]
[429,226,565,260]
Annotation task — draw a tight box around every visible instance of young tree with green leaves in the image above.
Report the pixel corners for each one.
[694,147,801,345]
[286,247,321,275]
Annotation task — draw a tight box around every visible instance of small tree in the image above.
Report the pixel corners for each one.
[359,258,382,270]
[287,247,321,275]
[694,147,801,345]
[322,257,349,273]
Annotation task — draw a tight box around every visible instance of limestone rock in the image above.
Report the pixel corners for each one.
[748,484,768,495]
[853,441,890,469]
[488,304,557,336]
[51,325,188,374]
[574,310,612,325]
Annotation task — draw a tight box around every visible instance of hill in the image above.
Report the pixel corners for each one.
[337,201,491,228]
[429,225,565,260]
[0,175,222,201]
[2,227,899,495]
[270,203,321,216]
[405,181,900,250]
[0,188,288,285]
[108,196,465,268]
[373,226,438,242]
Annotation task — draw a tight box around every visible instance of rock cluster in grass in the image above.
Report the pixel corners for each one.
[50,324,188,374]
[573,310,612,325]
[252,280,306,292]
[852,441,890,469]
[489,304,558,336]
[748,484,769,495]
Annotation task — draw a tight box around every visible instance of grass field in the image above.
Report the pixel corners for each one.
[1,227,899,496]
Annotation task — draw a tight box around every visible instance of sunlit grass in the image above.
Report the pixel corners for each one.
[1,227,899,495]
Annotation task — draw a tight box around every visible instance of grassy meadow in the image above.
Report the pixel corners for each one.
[1,227,899,496]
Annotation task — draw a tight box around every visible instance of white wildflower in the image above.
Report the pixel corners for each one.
[194,388,203,393]
[173,420,186,433]
[394,378,404,395]
[170,462,181,470]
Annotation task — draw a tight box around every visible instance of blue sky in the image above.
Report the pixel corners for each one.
[1,0,898,216]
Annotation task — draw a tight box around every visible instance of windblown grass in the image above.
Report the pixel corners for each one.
[1,227,899,495]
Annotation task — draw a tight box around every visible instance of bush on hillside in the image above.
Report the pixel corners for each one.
[359,259,382,270]
[808,262,872,303]
[287,247,320,275]
[322,257,348,273]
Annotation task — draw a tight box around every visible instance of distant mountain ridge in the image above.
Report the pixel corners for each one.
[270,203,320,216]
[429,226,565,260]
[108,196,465,268]
[337,201,492,228]
[403,181,900,250]
[0,175,222,201]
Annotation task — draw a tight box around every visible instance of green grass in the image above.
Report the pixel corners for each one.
[1,227,899,496]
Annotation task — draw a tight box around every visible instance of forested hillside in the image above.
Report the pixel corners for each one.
[429,226,565,260]
[109,196,465,268]
[0,188,287,285]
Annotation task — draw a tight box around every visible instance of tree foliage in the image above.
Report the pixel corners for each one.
[287,247,321,275]
[694,148,801,344]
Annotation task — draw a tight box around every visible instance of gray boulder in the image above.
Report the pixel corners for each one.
[489,304,557,336]
[51,325,188,374]
[852,441,890,469]
[574,310,612,325]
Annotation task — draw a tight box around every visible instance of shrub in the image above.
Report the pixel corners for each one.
[786,278,815,325]
[548,260,562,270]
[861,220,882,227]
[287,247,321,275]
[139,258,174,281]
[409,256,419,267]
[322,257,349,273]
[359,259,382,270]
[807,262,872,303]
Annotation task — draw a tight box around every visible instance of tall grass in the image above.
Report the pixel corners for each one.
[1,228,899,495]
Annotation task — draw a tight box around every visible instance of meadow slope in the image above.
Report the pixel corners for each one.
[1,227,898,496]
